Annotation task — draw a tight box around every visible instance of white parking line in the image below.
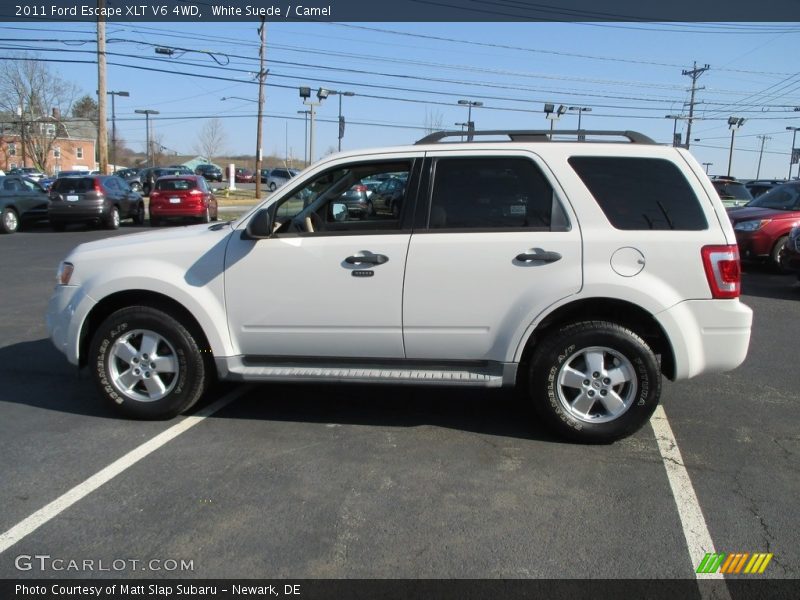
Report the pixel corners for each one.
[0,386,249,555]
[651,406,731,599]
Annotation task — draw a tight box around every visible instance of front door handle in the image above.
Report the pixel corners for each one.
[515,250,562,263]
[345,254,389,266]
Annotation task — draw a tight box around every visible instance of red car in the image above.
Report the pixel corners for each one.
[234,168,255,183]
[148,175,219,226]
[728,182,800,268]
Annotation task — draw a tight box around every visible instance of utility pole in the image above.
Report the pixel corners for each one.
[786,127,800,180]
[682,62,709,151]
[255,17,266,200]
[96,0,108,174]
[756,135,771,179]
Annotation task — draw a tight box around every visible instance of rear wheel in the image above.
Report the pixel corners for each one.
[89,306,209,419]
[1,207,19,234]
[528,320,661,443]
[104,206,120,230]
[269,182,277,192]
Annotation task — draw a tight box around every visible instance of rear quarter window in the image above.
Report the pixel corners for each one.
[568,156,708,230]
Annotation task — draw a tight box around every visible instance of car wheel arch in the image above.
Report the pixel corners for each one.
[78,289,216,373]
[515,297,676,384]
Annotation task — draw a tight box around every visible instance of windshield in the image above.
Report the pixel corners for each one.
[747,183,800,211]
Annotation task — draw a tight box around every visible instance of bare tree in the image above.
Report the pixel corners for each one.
[0,53,78,171]
[423,107,445,134]
[194,118,226,162]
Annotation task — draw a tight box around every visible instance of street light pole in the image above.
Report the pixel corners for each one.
[107,91,129,172]
[787,127,800,180]
[458,99,483,141]
[134,109,159,167]
[299,87,328,164]
[297,110,309,165]
[702,162,713,174]
[329,90,355,152]
[727,116,745,178]
[569,106,592,141]
[254,17,267,200]
[756,135,771,180]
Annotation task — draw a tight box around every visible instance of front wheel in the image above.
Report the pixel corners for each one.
[89,306,210,419]
[528,321,661,443]
[772,235,789,272]
[269,182,277,192]
[1,207,19,234]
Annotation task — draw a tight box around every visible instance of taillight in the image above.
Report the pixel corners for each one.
[94,178,103,194]
[701,245,741,299]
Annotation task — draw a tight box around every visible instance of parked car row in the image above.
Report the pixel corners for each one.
[0,172,218,234]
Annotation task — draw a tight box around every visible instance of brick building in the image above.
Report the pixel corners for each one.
[0,110,97,175]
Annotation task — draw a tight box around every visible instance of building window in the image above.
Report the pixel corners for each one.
[76,147,83,159]
[8,142,16,156]
[53,146,61,158]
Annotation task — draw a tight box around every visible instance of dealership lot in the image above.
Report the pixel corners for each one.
[0,224,797,581]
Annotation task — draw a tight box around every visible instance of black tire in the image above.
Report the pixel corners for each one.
[134,202,146,225]
[89,306,210,419]
[200,207,211,224]
[269,182,277,192]
[51,220,67,232]
[771,235,789,272]
[104,206,120,230]
[528,320,661,443]
[1,207,19,234]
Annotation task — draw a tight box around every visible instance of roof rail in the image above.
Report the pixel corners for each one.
[414,129,656,145]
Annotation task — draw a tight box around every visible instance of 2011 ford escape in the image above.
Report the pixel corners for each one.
[46,130,753,442]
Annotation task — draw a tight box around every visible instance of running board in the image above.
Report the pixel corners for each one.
[217,357,516,387]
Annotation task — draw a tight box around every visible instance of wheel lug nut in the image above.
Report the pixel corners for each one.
[144,371,150,378]
[592,372,600,378]
[150,362,156,369]
[132,357,139,364]
[583,379,590,386]
[603,377,611,385]
[133,368,140,375]
[142,354,149,360]
[588,390,595,397]
[600,390,608,396]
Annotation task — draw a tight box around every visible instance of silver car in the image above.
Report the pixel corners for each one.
[263,168,299,192]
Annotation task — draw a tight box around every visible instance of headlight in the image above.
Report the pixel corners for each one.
[734,219,769,232]
[56,261,74,285]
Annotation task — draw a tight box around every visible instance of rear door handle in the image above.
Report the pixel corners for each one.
[515,250,562,263]
[345,254,389,266]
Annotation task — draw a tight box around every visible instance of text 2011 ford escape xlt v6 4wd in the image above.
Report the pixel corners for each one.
[46,130,753,442]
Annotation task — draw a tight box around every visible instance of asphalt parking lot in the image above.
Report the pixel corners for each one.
[0,223,798,585]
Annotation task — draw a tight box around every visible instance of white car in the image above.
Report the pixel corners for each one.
[46,129,753,442]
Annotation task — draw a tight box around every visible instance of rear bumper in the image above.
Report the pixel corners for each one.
[656,299,753,380]
[48,203,108,222]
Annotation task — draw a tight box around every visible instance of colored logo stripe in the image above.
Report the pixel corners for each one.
[696,552,773,574]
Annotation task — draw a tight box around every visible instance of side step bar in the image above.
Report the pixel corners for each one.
[217,357,517,387]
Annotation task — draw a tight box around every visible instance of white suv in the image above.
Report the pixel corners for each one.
[46,130,753,442]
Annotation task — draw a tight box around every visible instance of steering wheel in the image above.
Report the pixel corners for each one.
[290,211,323,233]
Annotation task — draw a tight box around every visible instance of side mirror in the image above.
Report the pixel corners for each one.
[245,208,273,239]
[331,202,348,222]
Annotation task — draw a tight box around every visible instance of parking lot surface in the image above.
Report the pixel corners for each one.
[0,223,797,582]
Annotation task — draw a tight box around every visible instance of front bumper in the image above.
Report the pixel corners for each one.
[46,284,96,366]
[734,230,773,259]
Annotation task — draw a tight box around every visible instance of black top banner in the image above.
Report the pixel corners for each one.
[1,0,799,22]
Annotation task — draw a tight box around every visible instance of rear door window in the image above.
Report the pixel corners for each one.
[428,157,569,231]
[569,156,708,230]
